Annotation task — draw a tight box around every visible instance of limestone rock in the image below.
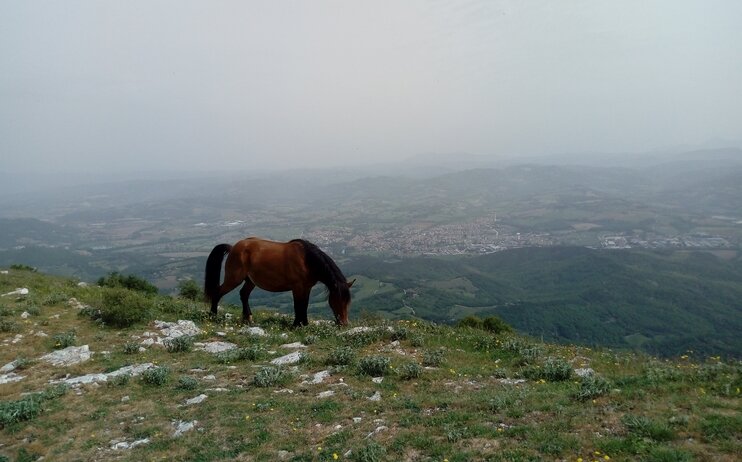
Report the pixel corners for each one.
[41,345,92,367]
[270,351,303,366]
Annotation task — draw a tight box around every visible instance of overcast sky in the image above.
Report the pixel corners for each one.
[1,0,741,173]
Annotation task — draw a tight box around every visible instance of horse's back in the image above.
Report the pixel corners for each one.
[228,237,309,291]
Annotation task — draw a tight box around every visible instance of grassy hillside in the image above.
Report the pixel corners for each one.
[344,248,742,358]
[1,269,740,461]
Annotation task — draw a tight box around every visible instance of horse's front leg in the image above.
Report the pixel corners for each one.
[239,280,255,324]
[291,288,310,327]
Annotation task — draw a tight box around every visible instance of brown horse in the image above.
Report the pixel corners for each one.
[204,237,354,326]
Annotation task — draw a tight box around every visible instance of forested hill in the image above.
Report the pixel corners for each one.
[344,248,742,358]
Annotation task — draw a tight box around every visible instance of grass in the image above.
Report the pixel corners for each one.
[0,270,740,461]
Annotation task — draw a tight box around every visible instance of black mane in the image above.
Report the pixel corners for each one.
[291,239,350,303]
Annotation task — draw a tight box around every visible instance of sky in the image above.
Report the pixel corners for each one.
[1,0,741,173]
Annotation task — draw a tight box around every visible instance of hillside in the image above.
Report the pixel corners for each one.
[345,248,742,358]
[1,269,740,461]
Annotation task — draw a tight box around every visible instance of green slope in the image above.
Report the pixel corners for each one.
[345,248,742,357]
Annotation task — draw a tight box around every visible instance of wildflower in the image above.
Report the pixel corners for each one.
[318,447,322,451]
[333,454,339,460]
[577,458,583,462]
[604,456,610,460]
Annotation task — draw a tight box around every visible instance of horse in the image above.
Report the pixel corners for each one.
[204,237,355,326]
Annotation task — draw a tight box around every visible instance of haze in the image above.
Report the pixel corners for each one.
[1,0,741,175]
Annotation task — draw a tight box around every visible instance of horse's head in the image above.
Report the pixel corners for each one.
[329,278,355,326]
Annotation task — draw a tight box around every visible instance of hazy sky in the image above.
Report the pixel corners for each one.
[1,0,741,173]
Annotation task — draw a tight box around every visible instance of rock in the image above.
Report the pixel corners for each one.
[21,311,30,319]
[203,375,216,381]
[0,270,8,274]
[317,390,335,398]
[154,319,202,340]
[280,342,307,349]
[367,391,382,402]
[0,360,18,373]
[366,426,388,439]
[41,345,92,367]
[121,396,130,402]
[278,450,291,460]
[216,331,227,337]
[138,347,146,353]
[110,438,150,450]
[339,326,373,336]
[353,417,362,423]
[67,298,88,310]
[0,372,25,385]
[77,282,88,287]
[371,377,383,384]
[274,388,294,394]
[240,326,267,337]
[53,363,155,386]
[206,387,229,392]
[302,370,331,385]
[498,378,526,385]
[574,368,595,378]
[1,288,29,297]
[270,351,303,366]
[195,341,237,354]
[173,420,197,437]
[185,394,208,405]
[35,331,48,337]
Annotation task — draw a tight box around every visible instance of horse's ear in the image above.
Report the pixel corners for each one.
[347,278,356,288]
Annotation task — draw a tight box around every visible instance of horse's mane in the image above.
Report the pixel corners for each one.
[291,239,350,303]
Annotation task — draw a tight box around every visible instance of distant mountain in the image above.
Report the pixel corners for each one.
[344,247,742,357]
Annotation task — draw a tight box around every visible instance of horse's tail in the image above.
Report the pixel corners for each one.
[204,243,232,304]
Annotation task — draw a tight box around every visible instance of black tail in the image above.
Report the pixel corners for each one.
[204,243,232,304]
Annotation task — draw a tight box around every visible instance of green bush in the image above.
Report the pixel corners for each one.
[457,315,484,329]
[122,342,140,354]
[141,367,170,386]
[399,362,422,380]
[164,335,194,353]
[0,319,19,333]
[51,331,76,349]
[542,357,573,382]
[107,374,130,387]
[252,367,291,388]
[99,288,154,328]
[358,355,390,376]
[326,346,356,366]
[177,279,202,301]
[0,385,67,428]
[622,415,675,442]
[574,374,612,401]
[483,316,513,334]
[10,264,36,272]
[98,272,158,295]
[175,376,199,390]
[422,348,445,367]
[216,345,266,364]
[351,441,386,462]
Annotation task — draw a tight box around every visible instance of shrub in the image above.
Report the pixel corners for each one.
[24,304,41,316]
[122,342,140,354]
[541,357,573,382]
[483,316,513,334]
[10,264,36,272]
[422,348,445,367]
[141,367,170,386]
[164,335,194,353]
[351,441,386,462]
[458,315,484,329]
[175,376,199,391]
[108,374,130,387]
[41,292,68,306]
[622,415,675,442]
[0,319,19,333]
[399,362,422,380]
[326,346,356,366]
[390,327,410,341]
[177,279,202,301]
[358,356,390,376]
[98,272,158,295]
[216,345,266,364]
[99,288,153,328]
[574,375,612,401]
[409,334,424,347]
[51,331,77,349]
[303,334,319,345]
[252,367,291,388]
[0,385,67,428]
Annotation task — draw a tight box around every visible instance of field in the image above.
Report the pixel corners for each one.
[1,269,740,461]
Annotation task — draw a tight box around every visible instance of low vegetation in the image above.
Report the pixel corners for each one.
[0,269,740,461]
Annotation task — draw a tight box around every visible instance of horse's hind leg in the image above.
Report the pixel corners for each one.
[291,287,311,327]
[239,280,255,324]
[212,271,243,317]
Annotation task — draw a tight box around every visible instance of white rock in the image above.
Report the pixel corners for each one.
[121,396,130,402]
[280,342,307,349]
[317,390,335,398]
[21,311,30,319]
[366,426,388,439]
[173,420,197,437]
[0,372,25,385]
[280,333,289,339]
[302,370,331,385]
[352,417,362,423]
[371,377,383,384]
[274,388,294,394]
[35,331,48,337]
[1,287,29,297]
[206,387,229,392]
[138,347,146,353]
[240,326,267,337]
[203,374,216,381]
[195,341,237,354]
[77,282,88,287]
[270,351,303,366]
[0,270,8,274]
[53,363,155,386]
[367,391,382,402]
[216,331,227,337]
[41,345,92,367]
[110,438,150,450]
[498,378,527,385]
[339,326,373,336]
[185,394,208,405]
[574,368,595,378]
[0,360,18,373]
